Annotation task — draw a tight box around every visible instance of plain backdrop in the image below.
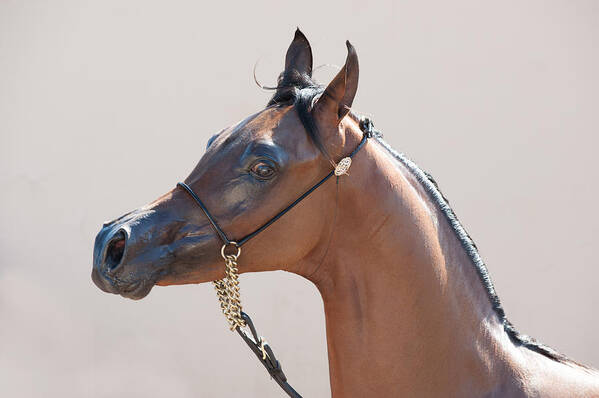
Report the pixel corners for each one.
[1,1,598,397]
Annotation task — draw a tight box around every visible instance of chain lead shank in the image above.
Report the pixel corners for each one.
[213,243,246,330]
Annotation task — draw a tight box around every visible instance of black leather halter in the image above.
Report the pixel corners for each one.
[176,118,376,397]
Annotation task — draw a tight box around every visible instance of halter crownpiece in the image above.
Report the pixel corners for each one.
[176,117,379,398]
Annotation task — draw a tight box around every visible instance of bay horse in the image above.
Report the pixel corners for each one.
[92,29,599,397]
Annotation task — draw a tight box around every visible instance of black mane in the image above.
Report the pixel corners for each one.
[266,73,576,366]
[373,137,575,366]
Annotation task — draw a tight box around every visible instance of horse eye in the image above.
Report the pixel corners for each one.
[249,160,276,180]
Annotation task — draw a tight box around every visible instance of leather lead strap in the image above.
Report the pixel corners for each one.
[236,312,302,398]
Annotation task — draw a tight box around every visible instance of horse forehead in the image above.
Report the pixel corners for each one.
[238,106,294,136]
[226,106,305,144]
[240,107,317,162]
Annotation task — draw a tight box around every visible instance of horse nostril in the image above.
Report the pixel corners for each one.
[105,230,126,271]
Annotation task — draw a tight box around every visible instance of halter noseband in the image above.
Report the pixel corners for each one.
[176,117,377,398]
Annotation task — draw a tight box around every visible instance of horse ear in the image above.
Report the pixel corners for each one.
[313,41,359,123]
[283,28,313,78]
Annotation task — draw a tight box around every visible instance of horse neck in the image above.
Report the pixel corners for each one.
[302,125,523,396]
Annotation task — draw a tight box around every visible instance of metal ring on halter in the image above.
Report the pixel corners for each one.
[221,241,241,259]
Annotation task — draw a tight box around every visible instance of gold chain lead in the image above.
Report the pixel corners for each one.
[213,244,246,330]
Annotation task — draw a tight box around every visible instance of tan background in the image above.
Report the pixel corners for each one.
[1,1,598,396]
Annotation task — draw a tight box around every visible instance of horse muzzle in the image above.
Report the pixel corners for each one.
[91,210,158,300]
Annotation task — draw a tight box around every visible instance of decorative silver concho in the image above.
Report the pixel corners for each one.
[334,157,352,176]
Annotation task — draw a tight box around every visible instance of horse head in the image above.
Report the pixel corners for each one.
[92,29,360,300]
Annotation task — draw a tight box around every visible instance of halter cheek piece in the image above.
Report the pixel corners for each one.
[176,117,378,398]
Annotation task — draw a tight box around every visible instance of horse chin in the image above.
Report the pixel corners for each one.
[91,267,156,300]
[118,280,155,300]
